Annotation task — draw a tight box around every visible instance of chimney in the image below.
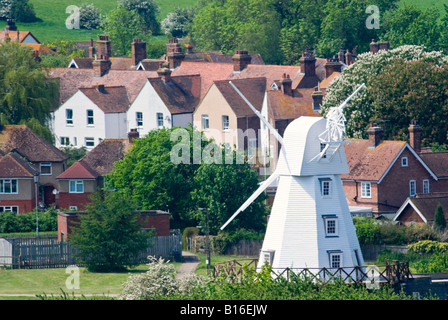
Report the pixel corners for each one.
[92,57,111,77]
[166,38,185,69]
[185,42,194,54]
[157,66,172,83]
[312,86,323,111]
[96,35,111,60]
[338,48,345,64]
[132,38,147,66]
[299,49,316,76]
[370,39,379,54]
[409,120,422,153]
[324,56,342,78]
[6,19,17,31]
[280,73,292,96]
[232,50,251,72]
[88,38,95,59]
[128,129,139,143]
[367,123,383,148]
[95,84,105,93]
[345,49,353,66]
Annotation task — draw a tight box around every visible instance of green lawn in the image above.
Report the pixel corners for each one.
[0,0,198,43]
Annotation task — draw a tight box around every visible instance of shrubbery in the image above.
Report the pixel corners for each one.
[0,209,58,234]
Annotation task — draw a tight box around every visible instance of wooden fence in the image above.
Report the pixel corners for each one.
[0,234,182,269]
[213,258,412,285]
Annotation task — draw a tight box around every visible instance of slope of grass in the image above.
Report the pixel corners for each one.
[0,0,198,43]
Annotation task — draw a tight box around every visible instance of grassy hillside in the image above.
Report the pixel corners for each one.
[0,0,198,43]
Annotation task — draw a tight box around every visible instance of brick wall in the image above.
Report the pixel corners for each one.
[57,192,92,211]
[0,199,36,214]
[396,204,425,226]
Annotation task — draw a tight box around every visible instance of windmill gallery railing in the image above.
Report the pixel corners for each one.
[213,259,412,285]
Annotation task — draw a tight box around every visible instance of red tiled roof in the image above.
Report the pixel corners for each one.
[267,88,320,120]
[79,85,130,113]
[213,77,266,116]
[341,139,407,181]
[0,125,68,163]
[0,152,38,178]
[56,160,98,179]
[148,75,201,114]
[419,152,448,178]
[0,31,39,43]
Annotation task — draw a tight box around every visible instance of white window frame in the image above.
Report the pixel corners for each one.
[60,137,70,146]
[401,157,408,167]
[222,115,229,131]
[66,109,73,125]
[261,250,274,266]
[69,180,84,193]
[69,206,78,211]
[156,112,164,127]
[329,251,342,268]
[320,178,332,198]
[86,109,94,125]
[361,182,371,198]
[0,179,18,194]
[136,112,143,127]
[202,114,209,130]
[85,137,95,147]
[423,179,430,194]
[40,163,52,176]
[323,215,338,237]
[409,180,416,197]
[0,206,19,214]
[320,143,327,159]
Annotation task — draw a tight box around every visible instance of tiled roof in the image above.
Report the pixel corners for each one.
[138,59,165,71]
[22,43,56,55]
[0,152,38,178]
[397,193,448,222]
[49,68,159,105]
[183,51,265,65]
[70,58,94,69]
[0,31,39,43]
[267,88,320,120]
[419,152,448,178]
[341,139,407,181]
[213,77,266,116]
[57,139,131,179]
[0,125,68,163]
[79,85,130,113]
[148,75,201,114]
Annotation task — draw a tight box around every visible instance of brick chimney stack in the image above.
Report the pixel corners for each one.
[368,123,383,149]
[96,35,111,59]
[157,64,172,83]
[280,73,292,96]
[166,38,185,69]
[88,38,95,59]
[128,128,139,143]
[299,49,316,77]
[6,19,17,31]
[93,57,111,77]
[324,56,342,78]
[370,39,379,54]
[409,120,422,153]
[232,50,251,72]
[132,38,147,66]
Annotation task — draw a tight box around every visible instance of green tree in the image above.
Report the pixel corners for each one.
[161,7,196,38]
[118,0,160,35]
[101,7,147,56]
[434,203,446,232]
[69,191,149,272]
[0,41,59,126]
[0,0,39,22]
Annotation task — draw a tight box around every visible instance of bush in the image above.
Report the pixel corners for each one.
[414,253,448,273]
[212,229,264,255]
[408,240,448,255]
[0,209,58,234]
[182,227,199,250]
[79,3,102,30]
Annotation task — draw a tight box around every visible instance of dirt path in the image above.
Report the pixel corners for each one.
[176,251,200,279]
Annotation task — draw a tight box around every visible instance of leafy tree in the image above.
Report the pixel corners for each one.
[69,191,150,272]
[321,45,448,139]
[79,3,103,30]
[0,0,39,22]
[0,41,59,126]
[161,7,196,38]
[368,58,448,144]
[434,203,446,232]
[100,7,147,56]
[118,0,161,35]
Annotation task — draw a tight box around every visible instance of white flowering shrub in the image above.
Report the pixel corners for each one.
[321,45,448,138]
[0,0,13,19]
[161,7,195,38]
[79,3,102,30]
[119,256,207,300]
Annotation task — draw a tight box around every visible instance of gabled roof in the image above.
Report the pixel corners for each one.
[69,58,94,69]
[0,30,39,44]
[0,152,38,178]
[213,77,266,117]
[394,193,448,223]
[0,125,68,163]
[182,51,265,65]
[148,75,201,114]
[78,85,130,113]
[49,68,159,106]
[57,139,131,179]
[267,88,320,120]
[419,152,448,179]
[137,59,165,71]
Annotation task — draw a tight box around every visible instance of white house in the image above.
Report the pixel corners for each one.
[51,85,130,150]
[126,68,200,136]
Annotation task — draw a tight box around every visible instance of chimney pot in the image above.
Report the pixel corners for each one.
[232,50,251,72]
[280,74,292,96]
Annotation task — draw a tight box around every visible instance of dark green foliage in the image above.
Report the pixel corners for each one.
[118,0,161,35]
[68,191,150,272]
[0,209,58,233]
[434,203,446,232]
[6,0,39,22]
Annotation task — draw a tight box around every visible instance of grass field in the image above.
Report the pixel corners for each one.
[0,0,198,44]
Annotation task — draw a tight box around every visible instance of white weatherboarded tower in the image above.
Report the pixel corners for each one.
[221,83,366,272]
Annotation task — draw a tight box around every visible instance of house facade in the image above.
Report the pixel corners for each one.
[393,193,448,226]
[51,85,130,150]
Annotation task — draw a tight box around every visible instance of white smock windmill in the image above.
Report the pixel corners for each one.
[221,82,366,272]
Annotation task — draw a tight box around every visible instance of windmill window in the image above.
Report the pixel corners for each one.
[320,143,327,159]
[261,250,274,266]
[323,215,338,237]
[328,251,342,268]
[319,178,332,197]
